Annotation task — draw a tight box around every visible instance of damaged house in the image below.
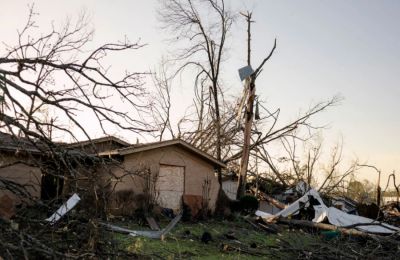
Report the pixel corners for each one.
[96,139,224,216]
[0,133,225,219]
[0,132,97,219]
[0,132,42,219]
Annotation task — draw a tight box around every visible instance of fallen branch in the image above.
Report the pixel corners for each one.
[263,194,286,210]
[220,242,269,257]
[278,218,367,237]
[101,212,182,240]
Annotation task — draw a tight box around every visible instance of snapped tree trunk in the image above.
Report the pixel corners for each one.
[237,78,255,198]
[237,12,254,199]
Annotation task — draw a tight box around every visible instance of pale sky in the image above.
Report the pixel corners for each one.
[1,0,399,185]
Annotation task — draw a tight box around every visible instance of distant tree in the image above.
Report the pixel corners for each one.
[347,179,375,203]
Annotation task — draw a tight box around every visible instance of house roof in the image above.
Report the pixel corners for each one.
[0,132,131,155]
[99,139,226,168]
[67,136,131,148]
[0,133,224,168]
[0,132,43,154]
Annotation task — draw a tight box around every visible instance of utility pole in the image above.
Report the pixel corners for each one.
[237,12,277,199]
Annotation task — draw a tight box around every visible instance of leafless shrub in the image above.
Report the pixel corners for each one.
[201,176,212,219]
[142,167,159,215]
[114,189,136,216]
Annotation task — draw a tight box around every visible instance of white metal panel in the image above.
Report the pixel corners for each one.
[222,180,237,200]
[156,165,184,210]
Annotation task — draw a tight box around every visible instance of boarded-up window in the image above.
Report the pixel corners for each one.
[156,165,184,210]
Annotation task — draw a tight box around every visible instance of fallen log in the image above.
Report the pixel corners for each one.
[278,217,400,244]
[256,222,279,234]
[244,216,281,234]
[263,194,286,210]
[278,218,369,237]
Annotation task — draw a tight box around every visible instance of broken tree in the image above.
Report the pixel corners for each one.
[237,12,277,199]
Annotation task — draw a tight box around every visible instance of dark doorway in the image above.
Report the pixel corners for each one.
[41,173,64,200]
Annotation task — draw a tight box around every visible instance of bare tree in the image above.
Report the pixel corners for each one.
[277,133,322,187]
[0,6,153,257]
[346,178,376,203]
[158,0,233,186]
[0,7,151,144]
[316,142,359,195]
[251,129,361,199]
[149,61,175,141]
[180,97,241,159]
[357,164,382,206]
[383,171,400,203]
[226,96,341,164]
[158,1,343,203]
[0,6,154,214]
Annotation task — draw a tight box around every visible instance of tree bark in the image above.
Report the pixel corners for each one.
[237,12,254,199]
[237,78,255,198]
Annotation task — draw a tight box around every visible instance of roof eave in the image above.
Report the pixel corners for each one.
[118,140,226,168]
[67,136,131,148]
[98,150,120,156]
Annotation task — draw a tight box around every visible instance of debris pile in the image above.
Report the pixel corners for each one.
[381,201,400,226]
[247,185,400,258]
[0,194,147,258]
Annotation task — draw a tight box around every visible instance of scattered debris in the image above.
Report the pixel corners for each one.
[270,188,400,234]
[356,202,383,220]
[201,231,212,244]
[45,193,81,225]
[220,242,267,257]
[243,216,279,234]
[161,208,175,219]
[255,210,273,218]
[320,230,340,240]
[331,196,357,214]
[224,230,237,240]
[183,229,191,238]
[382,202,400,217]
[145,216,160,231]
[101,212,182,240]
